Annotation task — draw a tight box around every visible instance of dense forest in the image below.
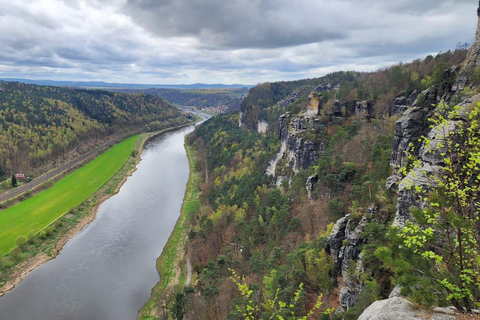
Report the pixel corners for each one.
[149,44,480,320]
[113,88,249,112]
[0,81,193,179]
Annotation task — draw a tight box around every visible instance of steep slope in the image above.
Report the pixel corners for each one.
[147,5,480,320]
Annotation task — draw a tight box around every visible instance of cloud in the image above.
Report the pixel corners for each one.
[0,0,477,84]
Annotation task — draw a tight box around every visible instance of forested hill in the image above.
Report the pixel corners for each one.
[113,87,249,112]
[0,81,193,179]
[151,28,480,318]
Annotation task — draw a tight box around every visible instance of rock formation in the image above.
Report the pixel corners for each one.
[327,208,373,310]
[454,1,480,92]
[463,0,480,71]
[266,113,326,177]
[391,91,480,226]
[306,92,322,116]
[358,297,455,320]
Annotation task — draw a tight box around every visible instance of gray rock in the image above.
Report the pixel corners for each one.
[327,216,349,257]
[355,101,370,117]
[328,214,370,310]
[275,115,326,173]
[386,175,400,191]
[388,285,402,298]
[358,297,455,320]
[390,92,436,171]
[306,174,319,192]
[333,99,343,116]
[393,102,471,227]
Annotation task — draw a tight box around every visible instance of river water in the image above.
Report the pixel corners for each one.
[0,125,196,320]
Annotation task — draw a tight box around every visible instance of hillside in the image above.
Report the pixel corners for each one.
[0,81,193,180]
[113,87,249,112]
[147,5,480,320]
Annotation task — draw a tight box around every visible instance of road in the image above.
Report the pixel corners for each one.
[0,134,131,205]
[186,253,192,286]
[0,114,205,206]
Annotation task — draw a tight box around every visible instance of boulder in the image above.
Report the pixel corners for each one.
[358,297,455,320]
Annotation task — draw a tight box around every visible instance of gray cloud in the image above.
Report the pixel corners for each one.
[0,0,477,84]
[125,0,347,49]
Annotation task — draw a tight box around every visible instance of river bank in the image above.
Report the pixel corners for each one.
[138,136,202,319]
[0,121,196,298]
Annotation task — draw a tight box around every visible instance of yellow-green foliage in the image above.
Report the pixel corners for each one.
[379,103,480,311]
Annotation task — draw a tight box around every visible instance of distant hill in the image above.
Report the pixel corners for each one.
[0,81,193,178]
[113,87,249,112]
[0,78,252,90]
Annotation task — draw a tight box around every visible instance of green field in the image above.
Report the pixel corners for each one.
[0,135,138,255]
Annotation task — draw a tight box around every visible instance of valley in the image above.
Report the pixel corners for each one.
[1,2,480,320]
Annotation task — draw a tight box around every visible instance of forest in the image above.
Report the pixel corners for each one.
[0,81,193,179]
[152,46,480,319]
[113,88,249,112]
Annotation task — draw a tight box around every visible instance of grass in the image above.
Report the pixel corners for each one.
[0,135,138,255]
[138,139,202,320]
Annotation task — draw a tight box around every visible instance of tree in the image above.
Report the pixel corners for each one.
[171,292,186,320]
[229,268,333,319]
[11,174,17,187]
[377,103,480,312]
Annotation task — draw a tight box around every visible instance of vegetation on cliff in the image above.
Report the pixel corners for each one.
[149,43,480,320]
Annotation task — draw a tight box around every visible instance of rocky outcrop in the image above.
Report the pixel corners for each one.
[315,83,339,92]
[453,1,480,93]
[306,92,322,116]
[275,92,300,108]
[333,99,343,117]
[355,101,372,117]
[239,111,244,128]
[267,113,326,176]
[306,174,319,200]
[392,91,419,115]
[358,297,455,320]
[389,88,437,173]
[392,94,479,227]
[327,210,372,310]
[463,1,480,71]
[257,119,268,133]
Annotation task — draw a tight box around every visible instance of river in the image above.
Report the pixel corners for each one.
[0,124,197,320]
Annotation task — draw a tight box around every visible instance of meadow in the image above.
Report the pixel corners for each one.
[0,135,138,255]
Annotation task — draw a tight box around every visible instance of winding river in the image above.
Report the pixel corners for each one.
[0,124,197,320]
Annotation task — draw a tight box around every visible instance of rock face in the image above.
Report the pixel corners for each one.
[391,93,478,226]
[327,211,371,310]
[392,91,419,115]
[305,174,319,200]
[333,100,343,116]
[257,119,268,134]
[463,0,480,71]
[389,89,438,175]
[453,1,480,92]
[306,92,322,116]
[315,83,339,92]
[266,113,326,176]
[358,297,455,320]
[355,101,372,117]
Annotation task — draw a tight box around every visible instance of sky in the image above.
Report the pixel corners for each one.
[0,0,477,85]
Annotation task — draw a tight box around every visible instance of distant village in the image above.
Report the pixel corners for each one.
[201,104,228,114]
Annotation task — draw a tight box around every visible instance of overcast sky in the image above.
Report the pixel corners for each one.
[0,0,477,84]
